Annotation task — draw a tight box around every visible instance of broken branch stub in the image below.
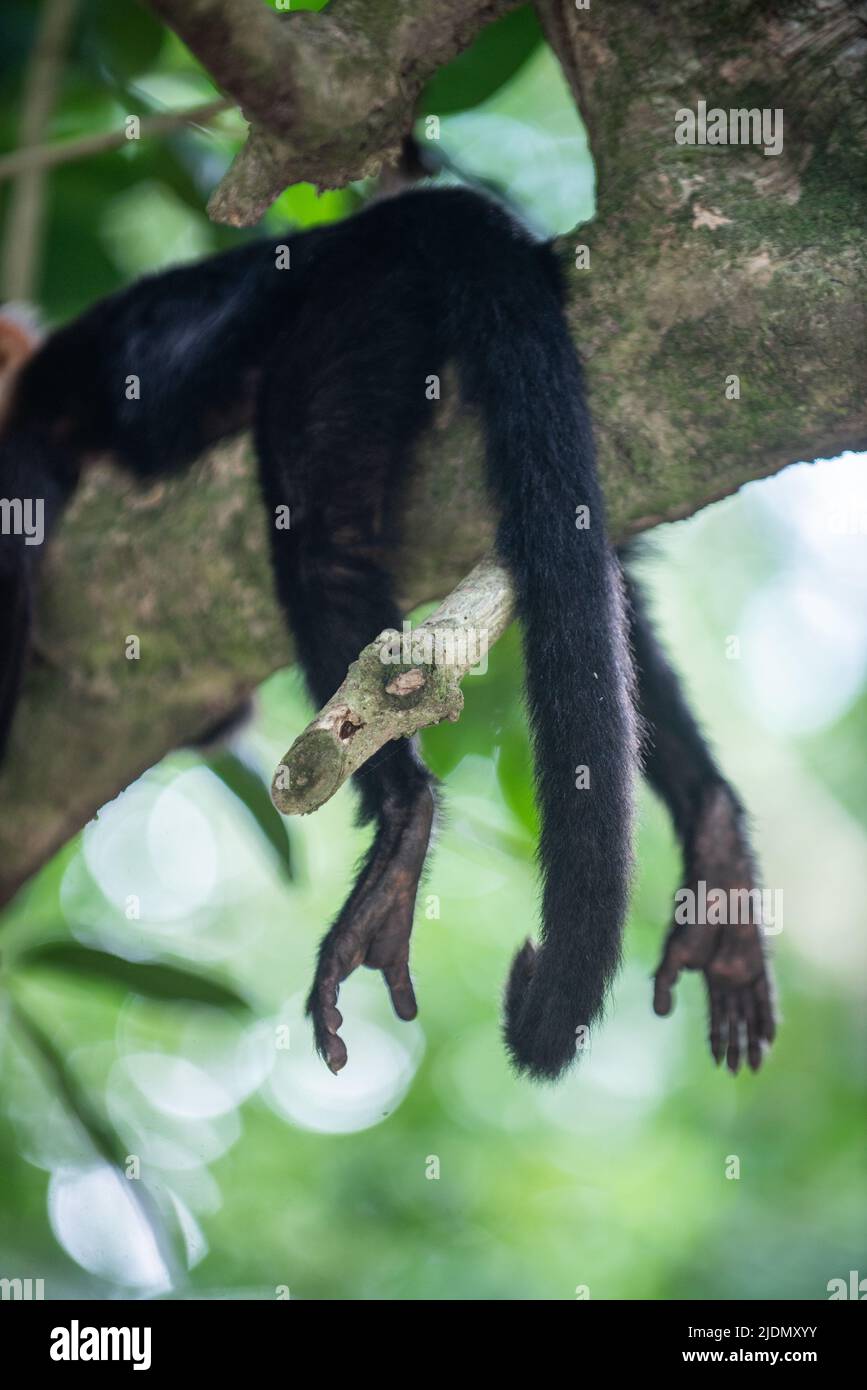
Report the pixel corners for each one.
[271,552,514,815]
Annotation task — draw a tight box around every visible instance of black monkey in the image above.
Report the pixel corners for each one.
[0,188,774,1078]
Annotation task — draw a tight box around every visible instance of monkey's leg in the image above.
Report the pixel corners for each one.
[622,567,776,1072]
[304,745,435,1072]
[268,504,436,1074]
[256,292,438,1072]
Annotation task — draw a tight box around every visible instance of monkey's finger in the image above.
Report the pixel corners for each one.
[652,941,684,1016]
[315,966,344,1031]
[318,1000,348,1074]
[307,971,348,1074]
[740,988,762,1071]
[652,973,674,1016]
[754,973,777,1043]
[725,993,742,1074]
[322,994,344,1036]
[383,961,417,1021]
[322,1030,348,1074]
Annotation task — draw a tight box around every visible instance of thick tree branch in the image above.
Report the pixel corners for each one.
[0,0,865,905]
[540,0,867,527]
[143,0,521,223]
[272,554,512,815]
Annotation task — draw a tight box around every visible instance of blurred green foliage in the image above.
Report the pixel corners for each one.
[0,2,864,1302]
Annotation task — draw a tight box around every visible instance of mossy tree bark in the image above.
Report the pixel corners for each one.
[0,0,864,904]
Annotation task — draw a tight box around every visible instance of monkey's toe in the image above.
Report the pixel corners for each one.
[653,910,776,1074]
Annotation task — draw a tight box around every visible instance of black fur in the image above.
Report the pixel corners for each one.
[0,187,762,1078]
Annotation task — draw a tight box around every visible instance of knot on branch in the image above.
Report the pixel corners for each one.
[385,668,426,696]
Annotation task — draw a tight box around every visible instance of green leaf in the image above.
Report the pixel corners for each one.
[496,725,539,837]
[269,181,360,231]
[420,7,542,117]
[17,943,251,1011]
[7,992,185,1286]
[265,1,330,13]
[79,0,165,81]
[8,990,132,1167]
[206,750,294,880]
[420,625,523,777]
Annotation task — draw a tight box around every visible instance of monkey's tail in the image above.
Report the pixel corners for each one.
[442,200,638,1078]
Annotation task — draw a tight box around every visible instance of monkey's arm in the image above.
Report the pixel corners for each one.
[622,563,776,1072]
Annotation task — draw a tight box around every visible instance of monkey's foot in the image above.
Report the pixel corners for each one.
[306,788,434,1073]
[653,913,776,1073]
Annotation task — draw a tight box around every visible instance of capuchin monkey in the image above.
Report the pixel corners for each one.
[0,187,775,1080]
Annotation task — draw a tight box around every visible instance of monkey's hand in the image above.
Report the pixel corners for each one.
[305,787,433,1073]
[652,784,777,1072]
[653,896,776,1073]
[305,869,419,1074]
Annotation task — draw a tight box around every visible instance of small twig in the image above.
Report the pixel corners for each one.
[1,0,80,300]
[144,0,520,225]
[271,553,515,816]
[0,98,234,184]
